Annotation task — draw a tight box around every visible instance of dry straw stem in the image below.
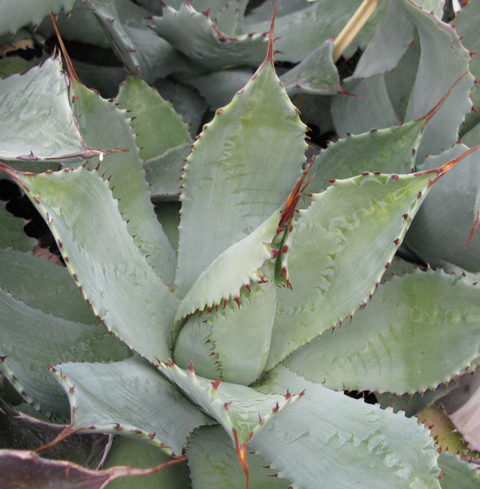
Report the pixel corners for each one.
[333,0,381,62]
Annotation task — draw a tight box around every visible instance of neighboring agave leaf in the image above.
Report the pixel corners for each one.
[176,68,255,111]
[150,3,268,69]
[455,0,480,138]
[144,142,191,201]
[115,75,192,160]
[0,399,109,469]
[174,45,307,297]
[54,357,212,456]
[0,204,34,251]
[3,165,179,363]
[302,119,424,201]
[402,1,473,160]
[0,249,99,324]
[37,2,111,49]
[244,0,312,24]
[70,80,177,284]
[405,145,480,272]
[0,0,77,35]
[175,209,281,321]
[242,0,382,62]
[187,426,291,489]
[279,40,343,96]
[377,384,459,418]
[251,366,441,489]
[156,362,301,449]
[83,0,195,83]
[267,170,437,369]
[103,437,191,489]
[417,405,477,457]
[0,57,97,166]
[353,0,414,78]
[0,287,130,419]
[0,56,35,78]
[332,0,473,161]
[154,202,181,251]
[175,262,277,385]
[283,269,480,394]
[154,77,209,138]
[332,73,400,136]
[0,449,185,489]
[437,452,480,489]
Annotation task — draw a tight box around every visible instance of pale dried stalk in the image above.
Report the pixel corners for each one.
[333,0,381,62]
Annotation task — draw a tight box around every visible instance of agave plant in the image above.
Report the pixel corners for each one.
[2,0,480,488]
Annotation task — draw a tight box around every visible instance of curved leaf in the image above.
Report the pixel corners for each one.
[156,362,300,447]
[175,54,307,297]
[252,366,441,489]
[71,82,177,285]
[116,76,192,161]
[150,3,268,69]
[55,357,212,457]
[283,269,480,394]
[267,171,435,368]
[187,426,291,489]
[9,166,179,364]
[0,287,129,419]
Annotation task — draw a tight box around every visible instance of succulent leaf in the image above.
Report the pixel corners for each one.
[150,3,268,69]
[303,119,424,201]
[175,261,277,385]
[70,81,177,284]
[267,171,435,369]
[187,426,291,489]
[437,452,480,489]
[405,144,480,271]
[0,205,34,252]
[8,166,179,363]
[0,448,185,489]
[283,268,480,394]
[156,362,301,448]
[279,39,343,96]
[0,57,89,166]
[174,53,306,297]
[0,249,99,324]
[251,366,441,489]
[83,0,194,83]
[242,0,380,63]
[144,142,191,202]
[175,208,281,321]
[103,437,191,489]
[115,75,192,160]
[0,287,130,419]
[0,0,77,35]
[54,357,212,456]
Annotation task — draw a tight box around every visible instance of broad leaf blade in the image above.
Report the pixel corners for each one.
[0,58,86,165]
[0,249,98,324]
[150,3,268,69]
[71,82,177,285]
[54,357,212,457]
[267,171,435,368]
[0,287,129,419]
[0,0,76,35]
[252,366,441,489]
[0,204,34,251]
[175,58,307,297]
[175,262,277,385]
[283,269,480,394]
[303,119,424,201]
[10,166,179,364]
[116,76,192,160]
[187,426,291,489]
[157,362,300,447]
